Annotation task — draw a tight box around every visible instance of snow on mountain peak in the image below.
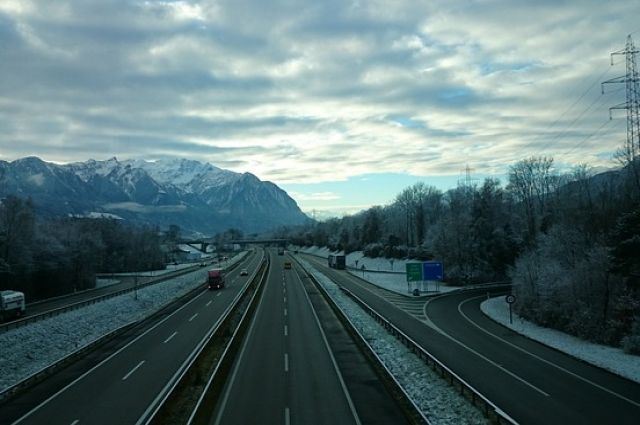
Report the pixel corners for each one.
[121,158,239,190]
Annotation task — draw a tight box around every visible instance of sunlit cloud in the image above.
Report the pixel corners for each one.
[0,0,637,193]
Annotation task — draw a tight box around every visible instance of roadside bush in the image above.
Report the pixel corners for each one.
[363,243,384,258]
[621,318,640,354]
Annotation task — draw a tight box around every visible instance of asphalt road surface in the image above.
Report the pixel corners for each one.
[211,251,361,425]
[1,251,263,425]
[301,253,640,425]
[210,250,409,425]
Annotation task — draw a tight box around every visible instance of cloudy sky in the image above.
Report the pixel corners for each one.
[1,1,638,216]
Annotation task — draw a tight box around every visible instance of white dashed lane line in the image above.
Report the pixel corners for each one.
[163,331,178,344]
[122,360,145,381]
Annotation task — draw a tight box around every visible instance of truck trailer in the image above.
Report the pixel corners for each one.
[328,255,346,270]
[207,268,225,290]
[0,290,26,322]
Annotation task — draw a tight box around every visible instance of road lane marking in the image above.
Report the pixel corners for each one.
[163,331,178,344]
[206,300,212,307]
[70,420,79,425]
[284,308,287,316]
[460,296,640,408]
[422,299,549,396]
[284,353,289,372]
[122,360,145,381]
[10,286,209,425]
[284,325,288,337]
[189,313,198,322]
[285,407,290,425]
[284,296,287,303]
[212,252,277,425]
[217,293,222,297]
[293,265,362,425]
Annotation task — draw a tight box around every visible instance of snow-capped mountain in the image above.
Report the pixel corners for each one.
[0,156,309,235]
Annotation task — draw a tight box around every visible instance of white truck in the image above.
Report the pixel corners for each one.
[0,290,26,321]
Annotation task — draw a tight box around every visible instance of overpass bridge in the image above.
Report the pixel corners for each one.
[180,238,289,252]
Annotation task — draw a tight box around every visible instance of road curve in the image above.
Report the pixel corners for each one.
[424,290,640,425]
[301,253,640,425]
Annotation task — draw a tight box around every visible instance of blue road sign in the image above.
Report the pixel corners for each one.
[423,261,443,281]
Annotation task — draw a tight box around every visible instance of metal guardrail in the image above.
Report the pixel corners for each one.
[146,254,269,425]
[334,284,518,425]
[293,256,431,425]
[0,320,139,403]
[0,251,257,408]
[0,254,247,334]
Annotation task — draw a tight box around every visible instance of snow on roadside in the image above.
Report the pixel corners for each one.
[300,259,487,425]
[0,252,247,394]
[295,246,461,296]
[481,297,640,383]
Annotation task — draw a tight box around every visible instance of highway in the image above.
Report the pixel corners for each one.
[0,250,263,425]
[210,251,408,425]
[16,260,223,320]
[301,253,640,425]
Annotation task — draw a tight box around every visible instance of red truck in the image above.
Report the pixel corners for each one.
[207,268,225,290]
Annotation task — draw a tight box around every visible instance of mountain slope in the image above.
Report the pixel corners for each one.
[0,157,309,235]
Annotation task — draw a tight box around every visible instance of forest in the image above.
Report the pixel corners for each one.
[0,196,166,302]
[279,157,640,354]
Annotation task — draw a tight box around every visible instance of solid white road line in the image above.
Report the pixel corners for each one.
[460,296,640,408]
[10,287,208,425]
[163,331,178,344]
[189,313,198,322]
[422,296,550,397]
[122,361,145,381]
[293,265,362,425]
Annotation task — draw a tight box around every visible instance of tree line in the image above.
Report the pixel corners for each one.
[0,196,166,302]
[278,157,640,353]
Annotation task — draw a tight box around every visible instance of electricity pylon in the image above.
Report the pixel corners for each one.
[602,35,640,191]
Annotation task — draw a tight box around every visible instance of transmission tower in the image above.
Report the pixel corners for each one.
[457,165,478,194]
[602,35,640,187]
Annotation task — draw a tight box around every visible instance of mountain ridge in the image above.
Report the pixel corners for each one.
[0,156,309,236]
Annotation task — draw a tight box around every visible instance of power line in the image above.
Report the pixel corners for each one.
[562,118,622,158]
[521,65,615,155]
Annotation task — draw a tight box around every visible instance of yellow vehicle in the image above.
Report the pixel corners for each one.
[284,261,292,269]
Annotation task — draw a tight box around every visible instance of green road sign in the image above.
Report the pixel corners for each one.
[406,263,422,282]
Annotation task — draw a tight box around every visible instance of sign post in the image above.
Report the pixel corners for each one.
[406,263,422,295]
[505,294,516,324]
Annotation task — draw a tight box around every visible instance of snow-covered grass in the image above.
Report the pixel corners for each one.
[0,251,247,394]
[295,246,461,296]
[300,259,487,425]
[95,278,120,288]
[481,297,640,384]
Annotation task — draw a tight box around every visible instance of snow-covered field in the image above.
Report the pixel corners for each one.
[300,259,487,425]
[481,297,640,383]
[0,252,247,394]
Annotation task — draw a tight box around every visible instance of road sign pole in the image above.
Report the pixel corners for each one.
[505,294,516,325]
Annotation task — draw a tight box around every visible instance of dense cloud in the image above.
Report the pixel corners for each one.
[0,0,638,183]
